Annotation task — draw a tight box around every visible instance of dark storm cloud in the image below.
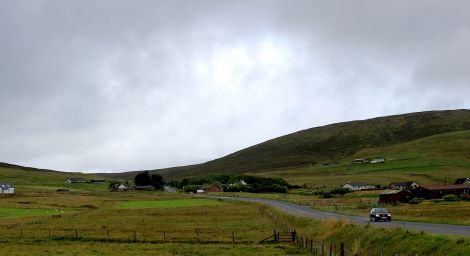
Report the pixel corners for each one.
[1,1,469,172]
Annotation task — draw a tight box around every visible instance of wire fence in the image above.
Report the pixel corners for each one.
[257,205,450,256]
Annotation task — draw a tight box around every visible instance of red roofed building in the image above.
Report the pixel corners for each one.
[413,184,470,199]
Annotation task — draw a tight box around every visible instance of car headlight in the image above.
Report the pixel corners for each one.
[388,214,391,216]
[375,214,380,217]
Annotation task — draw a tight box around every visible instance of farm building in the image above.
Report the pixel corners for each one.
[200,184,224,193]
[379,190,411,204]
[342,182,376,191]
[351,159,366,164]
[455,178,470,184]
[387,181,419,190]
[0,182,14,194]
[413,184,470,199]
[65,177,88,184]
[370,158,385,164]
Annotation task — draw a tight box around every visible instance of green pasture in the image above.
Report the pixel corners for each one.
[0,192,308,255]
[0,208,75,219]
[119,198,224,209]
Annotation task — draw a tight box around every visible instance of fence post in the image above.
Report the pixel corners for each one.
[340,242,344,256]
[20,228,22,238]
[163,231,166,240]
[273,229,277,242]
[330,243,332,256]
[133,231,136,242]
[310,239,313,253]
[107,230,110,239]
[322,242,324,256]
[232,231,235,243]
[381,249,384,256]
[75,228,78,238]
[49,228,51,237]
[292,230,296,242]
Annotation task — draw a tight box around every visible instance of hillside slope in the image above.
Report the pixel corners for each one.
[147,109,470,179]
[0,162,107,191]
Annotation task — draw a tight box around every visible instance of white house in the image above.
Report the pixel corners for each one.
[342,182,376,191]
[0,182,15,194]
[117,183,130,191]
[388,181,419,190]
[455,178,470,184]
[65,177,88,184]
[370,158,385,164]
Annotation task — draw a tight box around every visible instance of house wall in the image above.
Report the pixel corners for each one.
[379,191,410,203]
[416,188,470,199]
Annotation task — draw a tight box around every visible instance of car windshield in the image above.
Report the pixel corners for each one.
[374,208,389,213]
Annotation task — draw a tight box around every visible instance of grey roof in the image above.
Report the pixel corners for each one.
[67,177,88,181]
[389,181,415,186]
[0,182,14,188]
[455,178,470,184]
[345,182,369,187]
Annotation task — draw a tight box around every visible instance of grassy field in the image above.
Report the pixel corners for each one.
[0,208,75,218]
[0,191,308,255]
[119,199,224,209]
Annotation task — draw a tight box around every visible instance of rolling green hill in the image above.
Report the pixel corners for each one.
[0,162,108,191]
[135,109,470,180]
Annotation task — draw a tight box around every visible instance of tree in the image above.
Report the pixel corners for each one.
[151,174,164,189]
[134,171,165,190]
[134,171,152,186]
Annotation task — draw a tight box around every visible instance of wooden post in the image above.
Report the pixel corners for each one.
[196,231,199,242]
[49,228,51,237]
[163,231,166,240]
[310,239,313,253]
[75,228,78,238]
[273,229,277,242]
[20,228,22,238]
[133,231,137,241]
[340,242,344,256]
[107,230,110,239]
[330,243,332,256]
[232,231,235,243]
[322,242,324,256]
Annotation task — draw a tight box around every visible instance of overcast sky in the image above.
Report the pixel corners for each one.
[1,1,469,172]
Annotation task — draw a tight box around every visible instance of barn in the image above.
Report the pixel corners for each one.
[379,190,411,204]
[200,184,224,193]
[413,184,470,199]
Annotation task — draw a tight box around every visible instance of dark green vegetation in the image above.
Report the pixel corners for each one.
[102,109,470,180]
[134,171,164,189]
[177,174,292,193]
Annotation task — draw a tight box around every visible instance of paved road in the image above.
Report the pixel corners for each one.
[210,196,470,237]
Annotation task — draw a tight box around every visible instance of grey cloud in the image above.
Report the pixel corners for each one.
[0,1,469,172]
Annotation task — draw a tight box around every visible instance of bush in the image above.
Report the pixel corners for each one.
[329,187,351,195]
[443,194,460,202]
[409,198,421,204]
[183,185,200,193]
[461,193,470,201]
